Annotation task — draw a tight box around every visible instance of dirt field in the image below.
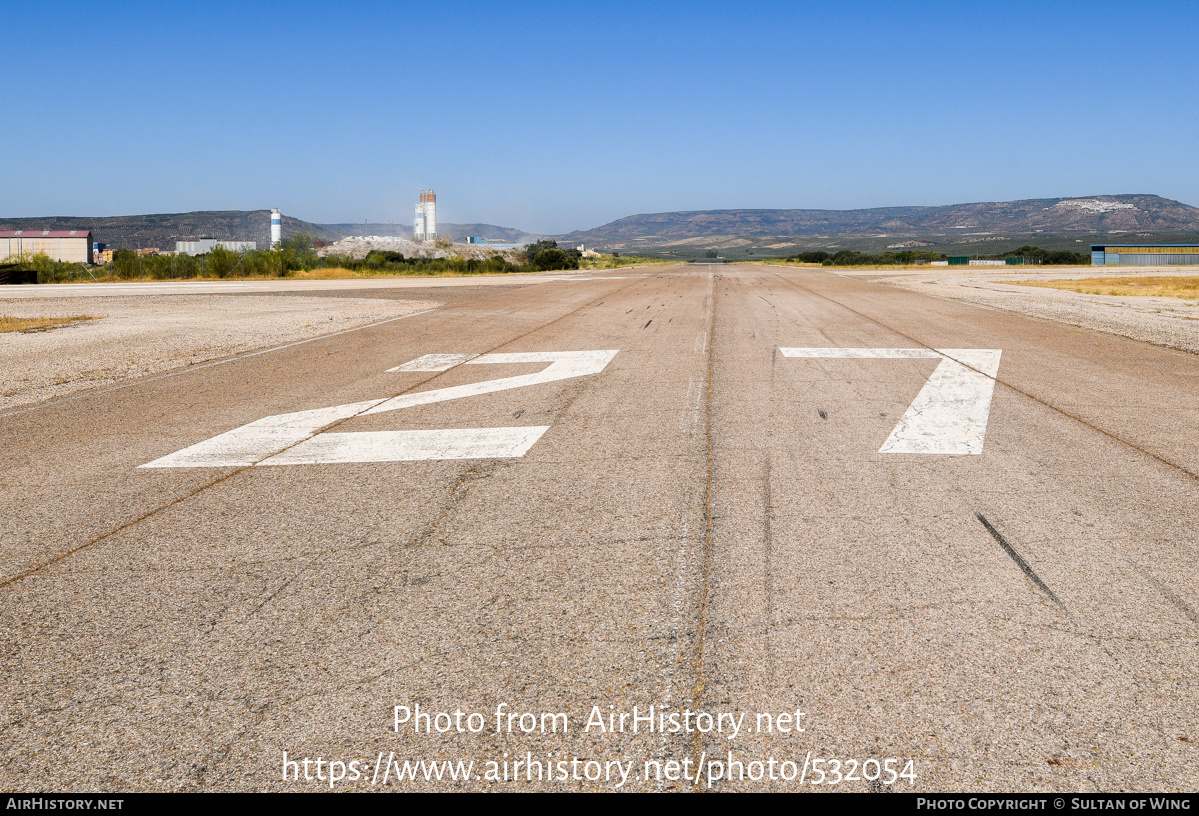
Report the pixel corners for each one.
[0,294,436,413]
[843,266,1199,354]
[1005,275,1199,300]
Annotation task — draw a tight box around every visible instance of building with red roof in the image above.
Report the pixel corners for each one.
[0,230,94,264]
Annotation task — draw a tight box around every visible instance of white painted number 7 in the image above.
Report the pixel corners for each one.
[779,348,1003,455]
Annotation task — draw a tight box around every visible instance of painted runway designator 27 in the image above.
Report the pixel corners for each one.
[140,351,620,468]
[779,347,1003,455]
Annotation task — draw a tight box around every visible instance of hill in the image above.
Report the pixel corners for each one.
[0,210,343,251]
[561,195,1199,257]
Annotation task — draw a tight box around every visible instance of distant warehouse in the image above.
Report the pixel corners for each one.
[176,239,257,256]
[1091,244,1199,266]
[0,229,93,264]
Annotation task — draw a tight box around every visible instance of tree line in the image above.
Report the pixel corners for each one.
[787,245,1090,266]
[787,250,945,266]
[5,234,583,282]
[989,245,1090,265]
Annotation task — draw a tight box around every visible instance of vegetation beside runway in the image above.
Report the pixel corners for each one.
[2,235,667,284]
[758,256,946,270]
[758,245,1091,267]
[1004,275,1199,300]
[578,254,674,269]
[782,249,946,266]
[0,315,98,333]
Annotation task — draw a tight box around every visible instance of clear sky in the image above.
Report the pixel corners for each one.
[4,0,1198,233]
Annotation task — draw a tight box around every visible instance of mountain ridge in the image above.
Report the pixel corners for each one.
[561,194,1199,249]
[6,194,1199,256]
[0,210,343,250]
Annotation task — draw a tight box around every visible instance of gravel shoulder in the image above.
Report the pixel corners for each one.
[843,266,1199,354]
[0,294,437,412]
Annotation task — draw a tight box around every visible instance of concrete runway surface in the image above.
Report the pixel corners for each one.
[0,271,627,299]
[1,265,1196,792]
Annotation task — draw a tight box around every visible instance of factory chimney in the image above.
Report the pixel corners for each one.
[270,208,282,249]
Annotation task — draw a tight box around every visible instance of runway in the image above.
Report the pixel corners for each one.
[1,264,1196,791]
[0,271,636,299]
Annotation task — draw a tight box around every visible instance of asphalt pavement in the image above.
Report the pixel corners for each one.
[1,265,1196,791]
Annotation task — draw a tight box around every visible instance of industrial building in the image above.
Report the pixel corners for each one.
[0,229,93,264]
[175,239,257,256]
[1091,244,1199,266]
[413,190,437,242]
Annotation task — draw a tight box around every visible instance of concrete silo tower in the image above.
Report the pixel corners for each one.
[270,208,282,249]
[413,203,426,242]
[413,190,436,242]
[423,190,436,239]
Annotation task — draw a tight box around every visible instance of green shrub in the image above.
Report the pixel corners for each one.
[522,240,581,271]
[791,251,831,263]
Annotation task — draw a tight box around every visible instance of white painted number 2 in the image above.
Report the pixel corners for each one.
[779,348,1002,455]
[140,351,619,468]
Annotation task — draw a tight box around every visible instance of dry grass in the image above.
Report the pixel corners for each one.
[577,255,675,269]
[1003,276,1199,300]
[0,315,99,333]
[131,267,513,282]
[288,267,366,280]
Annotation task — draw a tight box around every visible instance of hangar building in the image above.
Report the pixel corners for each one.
[0,229,94,264]
[1091,244,1199,266]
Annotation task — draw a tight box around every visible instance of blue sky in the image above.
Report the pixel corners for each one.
[4,0,1198,233]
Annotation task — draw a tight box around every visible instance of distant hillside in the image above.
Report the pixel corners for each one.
[0,209,544,250]
[443,223,544,243]
[562,195,1199,255]
[13,195,1199,258]
[320,221,542,243]
[0,210,343,250]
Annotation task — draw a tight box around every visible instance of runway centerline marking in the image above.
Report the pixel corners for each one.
[139,350,618,467]
[779,347,1003,455]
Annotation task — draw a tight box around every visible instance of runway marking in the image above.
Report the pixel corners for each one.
[262,427,549,465]
[140,350,618,467]
[779,347,1002,454]
[365,350,617,416]
[388,353,479,372]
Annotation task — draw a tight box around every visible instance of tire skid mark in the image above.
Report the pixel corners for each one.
[1133,566,1199,627]
[975,512,1064,607]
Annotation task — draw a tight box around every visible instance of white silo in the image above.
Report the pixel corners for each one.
[270,208,282,249]
[413,190,437,242]
[413,204,426,241]
[424,190,436,239]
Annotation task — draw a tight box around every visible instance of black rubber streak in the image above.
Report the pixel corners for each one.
[976,512,1064,607]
